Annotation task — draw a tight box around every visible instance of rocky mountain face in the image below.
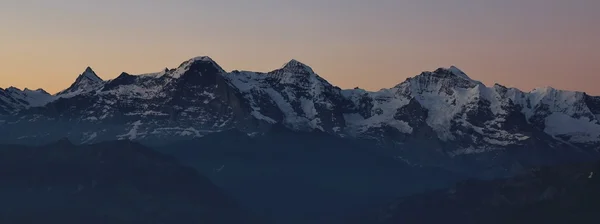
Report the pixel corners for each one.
[0,140,264,224]
[351,158,600,224]
[1,56,599,162]
[0,87,54,115]
[56,66,104,97]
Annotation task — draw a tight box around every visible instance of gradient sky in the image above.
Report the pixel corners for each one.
[1,0,599,95]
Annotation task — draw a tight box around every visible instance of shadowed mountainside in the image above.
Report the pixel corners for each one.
[0,140,266,224]
[351,159,600,224]
[159,125,463,224]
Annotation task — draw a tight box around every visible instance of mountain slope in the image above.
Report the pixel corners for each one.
[0,140,264,224]
[159,125,461,224]
[342,67,600,156]
[56,67,104,97]
[352,158,600,224]
[1,56,598,156]
[0,67,103,115]
[1,57,250,144]
[0,87,54,115]
[224,59,351,134]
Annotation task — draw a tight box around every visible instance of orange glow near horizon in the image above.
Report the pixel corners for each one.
[1,0,599,95]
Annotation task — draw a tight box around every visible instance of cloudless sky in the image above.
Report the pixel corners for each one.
[1,0,599,94]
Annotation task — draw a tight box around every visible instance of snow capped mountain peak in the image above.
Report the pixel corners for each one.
[525,86,590,116]
[118,72,132,77]
[447,65,469,78]
[396,66,485,92]
[3,55,599,153]
[57,67,105,97]
[435,66,483,85]
[169,56,226,79]
[517,86,600,144]
[0,86,55,110]
[81,67,103,83]
[282,59,304,67]
[189,56,216,63]
[528,86,579,106]
[267,59,333,91]
[280,59,315,74]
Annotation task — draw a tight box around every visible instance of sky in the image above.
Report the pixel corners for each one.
[1,0,599,95]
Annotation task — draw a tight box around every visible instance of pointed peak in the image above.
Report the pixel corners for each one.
[116,72,137,79]
[282,59,308,68]
[280,59,315,74]
[84,66,94,73]
[79,66,103,83]
[284,58,302,65]
[56,67,104,96]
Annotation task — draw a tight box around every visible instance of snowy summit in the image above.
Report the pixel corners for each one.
[57,66,105,97]
[0,56,598,156]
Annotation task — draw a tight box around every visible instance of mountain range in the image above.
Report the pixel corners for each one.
[1,56,599,156]
[2,56,600,223]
